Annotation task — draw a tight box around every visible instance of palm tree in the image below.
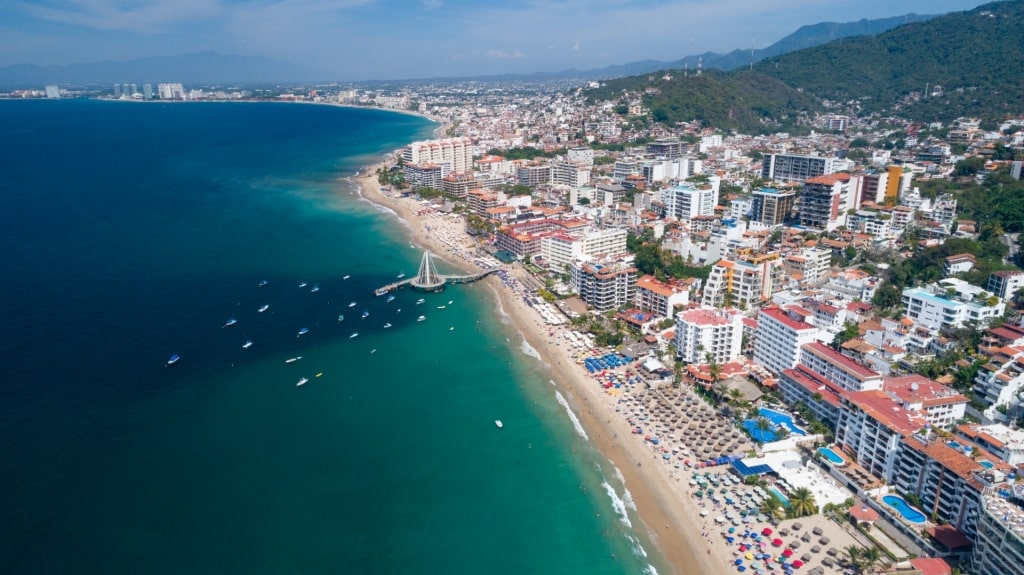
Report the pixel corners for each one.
[755,417,773,438]
[760,495,786,524]
[860,547,881,574]
[788,487,817,518]
[843,545,864,572]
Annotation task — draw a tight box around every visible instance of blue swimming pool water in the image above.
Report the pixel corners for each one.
[883,495,926,524]
[743,408,808,442]
[979,460,994,469]
[818,447,846,465]
[768,486,790,508]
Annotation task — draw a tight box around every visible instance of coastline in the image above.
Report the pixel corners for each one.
[353,164,724,575]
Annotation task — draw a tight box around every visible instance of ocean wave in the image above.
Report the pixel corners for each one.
[520,338,541,360]
[548,379,556,387]
[625,533,648,558]
[611,466,638,511]
[642,563,660,575]
[554,390,588,440]
[601,480,632,528]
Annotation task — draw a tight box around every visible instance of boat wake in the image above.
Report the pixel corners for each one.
[554,390,588,440]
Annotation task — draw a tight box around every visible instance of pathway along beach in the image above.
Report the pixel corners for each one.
[354,163,721,575]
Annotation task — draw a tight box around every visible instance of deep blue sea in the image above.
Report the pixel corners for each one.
[0,99,662,574]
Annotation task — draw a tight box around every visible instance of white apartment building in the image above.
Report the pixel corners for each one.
[566,147,594,166]
[539,233,583,270]
[835,390,924,481]
[582,228,628,260]
[782,248,831,287]
[799,174,852,231]
[989,271,1024,301]
[973,345,1024,420]
[657,181,718,221]
[752,307,820,376]
[673,307,745,365]
[571,259,638,312]
[402,138,474,174]
[902,281,1006,332]
[882,375,968,430]
[957,424,1024,466]
[800,342,882,392]
[157,83,185,100]
[973,492,1024,575]
[703,258,780,309]
[552,161,591,188]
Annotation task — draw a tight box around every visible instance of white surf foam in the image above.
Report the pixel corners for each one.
[520,338,541,360]
[554,390,588,440]
[601,480,633,528]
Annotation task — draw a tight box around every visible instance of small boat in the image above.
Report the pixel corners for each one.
[349,332,359,339]
[298,282,308,288]
[396,272,405,279]
[310,284,320,293]
[370,349,377,354]
[223,318,238,328]
[495,420,503,428]
[343,275,350,280]
[416,298,425,305]
[285,356,302,363]
[296,377,309,387]
[315,372,323,378]
[362,309,370,319]
[258,279,268,287]
[337,314,345,322]
[348,302,357,308]
[258,304,269,313]
[383,323,392,329]
[448,300,453,305]
[166,354,180,366]
[449,326,454,331]
[242,340,253,349]
[417,315,426,322]
[386,295,396,302]
[297,327,309,337]
[437,305,446,309]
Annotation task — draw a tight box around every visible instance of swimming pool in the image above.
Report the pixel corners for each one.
[742,407,808,443]
[818,447,846,466]
[882,495,926,524]
[768,486,790,508]
[979,460,994,469]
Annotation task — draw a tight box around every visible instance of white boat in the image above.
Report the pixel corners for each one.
[495,420,503,428]
[370,349,377,354]
[310,284,320,293]
[383,322,392,329]
[417,315,426,322]
[285,356,302,363]
[166,354,180,366]
[297,327,309,337]
[416,298,425,305]
[296,377,309,387]
[448,300,453,305]
[396,272,405,279]
[343,275,350,280]
[350,332,359,339]
[242,340,253,349]
[449,326,454,331]
[258,304,269,313]
[298,282,308,288]
[437,305,446,309]
[223,318,238,328]
[362,309,370,318]
[337,314,345,322]
[348,302,357,308]
[386,295,396,302]
[258,279,268,287]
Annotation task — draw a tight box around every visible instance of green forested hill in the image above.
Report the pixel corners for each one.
[755,0,1024,121]
[584,69,821,134]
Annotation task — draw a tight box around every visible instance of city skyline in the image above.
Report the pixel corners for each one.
[1,0,988,81]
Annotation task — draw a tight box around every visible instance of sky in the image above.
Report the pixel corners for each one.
[0,0,990,80]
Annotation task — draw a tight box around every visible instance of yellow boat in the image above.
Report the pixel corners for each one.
[315,372,323,378]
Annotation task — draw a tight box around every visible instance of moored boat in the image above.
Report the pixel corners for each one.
[495,420,503,428]
[223,318,238,328]
[297,327,309,337]
[258,304,269,313]
[242,340,253,349]
[349,332,359,339]
[166,354,180,366]
[417,315,426,322]
[285,356,303,363]
[383,322,392,329]
[296,377,309,387]
[362,309,370,318]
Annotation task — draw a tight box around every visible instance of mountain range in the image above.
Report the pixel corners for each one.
[0,13,936,87]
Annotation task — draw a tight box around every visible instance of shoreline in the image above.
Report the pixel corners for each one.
[353,165,722,575]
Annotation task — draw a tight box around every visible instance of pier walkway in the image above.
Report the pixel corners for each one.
[374,251,499,296]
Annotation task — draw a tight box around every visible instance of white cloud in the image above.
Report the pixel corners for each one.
[484,49,522,59]
[422,0,442,9]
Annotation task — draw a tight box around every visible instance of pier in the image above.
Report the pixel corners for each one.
[374,251,499,296]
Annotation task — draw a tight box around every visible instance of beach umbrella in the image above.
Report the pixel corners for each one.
[818,537,830,545]
[772,538,783,547]
[791,522,802,531]
[762,527,773,536]
[700,509,709,517]
[792,560,803,568]
[735,559,743,565]
[812,526,823,536]
[782,549,793,558]
[800,553,812,562]
[745,553,754,560]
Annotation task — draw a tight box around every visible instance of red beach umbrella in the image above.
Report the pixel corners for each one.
[772,538,783,547]
[792,559,803,568]
[762,527,773,536]
[782,548,794,557]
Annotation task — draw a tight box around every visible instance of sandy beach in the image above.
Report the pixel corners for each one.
[353,162,860,575]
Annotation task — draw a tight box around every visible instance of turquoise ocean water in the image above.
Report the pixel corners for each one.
[0,100,663,574]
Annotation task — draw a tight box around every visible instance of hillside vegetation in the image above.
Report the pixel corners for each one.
[584,69,821,134]
[755,0,1024,121]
